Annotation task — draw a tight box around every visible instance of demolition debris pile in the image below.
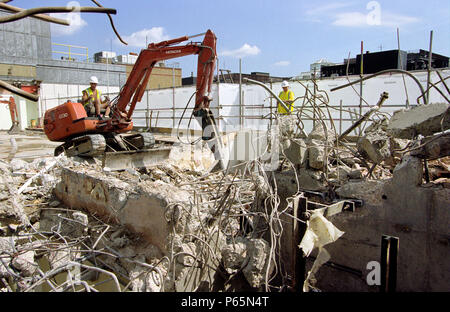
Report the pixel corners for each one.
[0,142,281,292]
[0,101,449,292]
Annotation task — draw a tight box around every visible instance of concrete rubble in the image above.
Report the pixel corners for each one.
[0,140,278,292]
[0,99,449,292]
[386,102,450,139]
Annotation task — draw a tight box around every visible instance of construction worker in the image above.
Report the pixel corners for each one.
[278,80,295,114]
[81,76,110,118]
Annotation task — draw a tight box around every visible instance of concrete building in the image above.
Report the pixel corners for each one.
[310,58,336,75]
[183,71,290,86]
[125,63,182,90]
[321,49,449,78]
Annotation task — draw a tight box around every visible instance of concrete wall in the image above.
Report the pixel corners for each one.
[36,59,127,86]
[125,64,182,89]
[0,63,36,81]
[0,9,52,66]
[295,158,450,292]
[274,159,450,292]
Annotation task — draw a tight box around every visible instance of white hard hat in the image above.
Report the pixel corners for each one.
[281,80,289,88]
[90,76,99,84]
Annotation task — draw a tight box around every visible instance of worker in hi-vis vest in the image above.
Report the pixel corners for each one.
[81,76,110,118]
[278,80,295,114]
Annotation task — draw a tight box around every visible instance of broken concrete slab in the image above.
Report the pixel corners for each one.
[0,237,15,277]
[221,237,248,274]
[308,123,336,143]
[275,168,327,193]
[357,130,391,164]
[129,265,164,292]
[387,102,450,139]
[307,139,326,170]
[336,180,385,203]
[411,133,450,160]
[11,250,36,277]
[392,156,423,187]
[242,238,272,289]
[54,168,191,255]
[284,138,307,165]
[9,159,29,172]
[329,166,350,181]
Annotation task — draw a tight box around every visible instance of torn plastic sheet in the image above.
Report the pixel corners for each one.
[303,247,330,292]
[299,209,344,291]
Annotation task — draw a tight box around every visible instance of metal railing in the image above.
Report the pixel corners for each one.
[52,43,89,62]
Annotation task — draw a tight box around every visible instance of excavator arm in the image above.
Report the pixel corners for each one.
[107,29,225,167]
[1,96,20,134]
[111,29,217,122]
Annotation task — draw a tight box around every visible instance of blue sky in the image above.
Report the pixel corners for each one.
[12,0,450,78]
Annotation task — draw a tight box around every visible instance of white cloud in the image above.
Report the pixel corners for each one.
[50,12,87,36]
[50,1,87,36]
[306,2,354,16]
[118,27,171,47]
[332,12,367,27]
[332,11,419,27]
[380,12,420,27]
[221,44,261,58]
[305,1,419,28]
[274,61,290,66]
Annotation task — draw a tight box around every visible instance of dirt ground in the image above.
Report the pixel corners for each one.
[0,130,60,161]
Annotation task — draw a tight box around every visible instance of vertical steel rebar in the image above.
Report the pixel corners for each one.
[397,28,410,107]
[380,235,399,292]
[293,196,307,292]
[359,41,364,135]
[216,58,220,131]
[388,237,399,292]
[380,235,389,292]
[239,58,243,128]
[426,30,434,105]
[313,69,317,128]
[172,65,176,128]
[339,100,343,135]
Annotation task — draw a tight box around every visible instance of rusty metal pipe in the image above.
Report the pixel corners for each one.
[90,0,127,45]
[243,77,291,114]
[435,70,450,96]
[0,79,39,102]
[0,3,70,25]
[330,69,427,105]
[0,6,116,24]
[338,92,389,141]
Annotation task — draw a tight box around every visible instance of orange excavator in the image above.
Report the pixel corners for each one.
[1,83,39,134]
[43,30,224,170]
[0,96,19,134]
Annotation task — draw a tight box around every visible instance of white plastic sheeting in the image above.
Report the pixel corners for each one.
[4,68,447,133]
[299,210,345,292]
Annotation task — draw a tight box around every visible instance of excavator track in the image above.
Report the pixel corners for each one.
[55,134,106,157]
